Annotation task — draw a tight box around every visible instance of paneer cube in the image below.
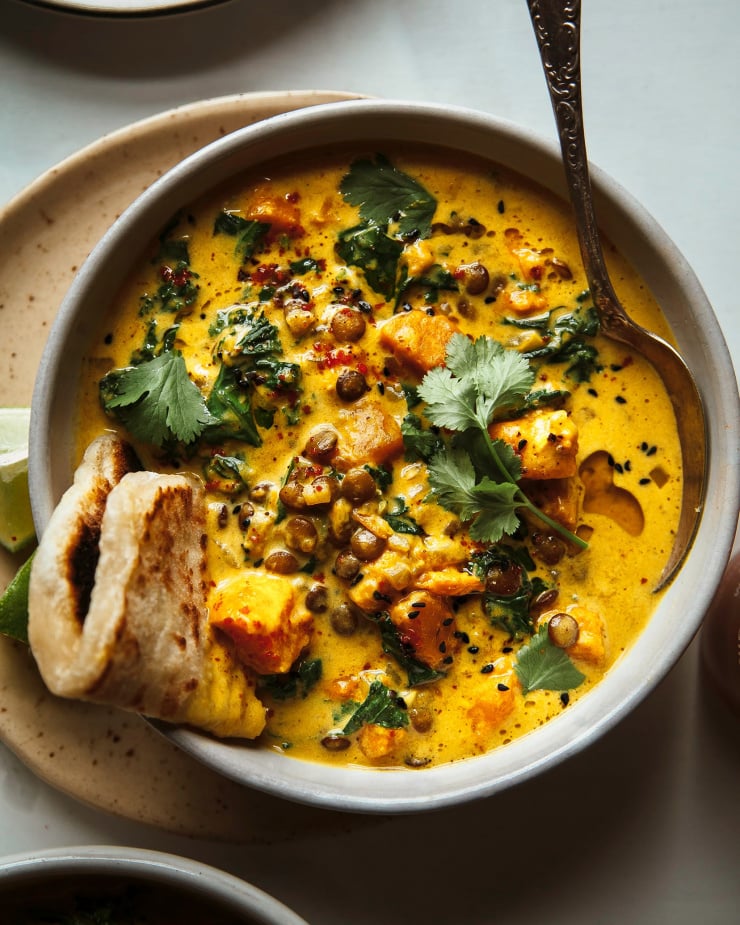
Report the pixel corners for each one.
[209,570,313,674]
[334,397,404,470]
[489,409,578,480]
[379,309,458,374]
[388,590,460,671]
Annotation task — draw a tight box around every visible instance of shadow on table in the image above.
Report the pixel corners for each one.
[5,0,344,78]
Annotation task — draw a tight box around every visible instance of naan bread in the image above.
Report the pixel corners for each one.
[28,433,266,739]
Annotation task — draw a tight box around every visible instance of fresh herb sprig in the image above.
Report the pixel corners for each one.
[100,350,214,446]
[514,623,586,694]
[417,334,587,549]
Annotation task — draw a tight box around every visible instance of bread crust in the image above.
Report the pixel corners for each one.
[28,433,266,738]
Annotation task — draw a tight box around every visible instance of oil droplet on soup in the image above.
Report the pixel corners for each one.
[76,145,682,769]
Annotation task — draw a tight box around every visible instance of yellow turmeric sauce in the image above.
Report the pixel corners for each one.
[75,145,681,769]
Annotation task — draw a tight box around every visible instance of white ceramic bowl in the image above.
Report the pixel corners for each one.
[0,846,308,923]
[28,99,740,814]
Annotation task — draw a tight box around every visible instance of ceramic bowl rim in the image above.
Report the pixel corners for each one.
[0,845,309,923]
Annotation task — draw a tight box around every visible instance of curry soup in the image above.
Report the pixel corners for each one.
[75,145,681,769]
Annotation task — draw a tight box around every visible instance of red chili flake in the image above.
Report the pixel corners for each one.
[160,265,192,286]
[357,361,368,375]
[530,265,543,280]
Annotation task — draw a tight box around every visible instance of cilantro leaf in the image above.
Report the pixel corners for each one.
[514,624,586,694]
[416,335,588,550]
[101,351,214,446]
[426,448,521,544]
[340,154,437,239]
[342,680,410,734]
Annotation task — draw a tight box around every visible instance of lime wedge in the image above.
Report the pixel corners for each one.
[0,408,35,553]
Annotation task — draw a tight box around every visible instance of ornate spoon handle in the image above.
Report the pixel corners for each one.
[526,0,629,335]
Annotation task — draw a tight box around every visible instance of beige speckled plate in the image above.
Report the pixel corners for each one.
[0,90,372,841]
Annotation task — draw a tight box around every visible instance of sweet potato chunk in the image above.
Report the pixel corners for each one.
[521,477,581,530]
[489,409,578,480]
[245,186,303,236]
[357,723,407,760]
[467,656,518,738]
[334,397,404,470]
[411,568,484,596]
[388,590,460,671]
[209,570,313,674]
[379,309,458,374]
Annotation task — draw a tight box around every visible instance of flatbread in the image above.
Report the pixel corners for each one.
[28,433,266,739]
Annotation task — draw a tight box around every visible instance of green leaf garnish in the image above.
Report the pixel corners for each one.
[340,154,437,239]
[342,680,410,734]
[417,334,587,549]
[100,350,214,447]
[514,624,586,694]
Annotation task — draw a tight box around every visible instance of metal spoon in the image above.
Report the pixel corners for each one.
[526,0,706,590]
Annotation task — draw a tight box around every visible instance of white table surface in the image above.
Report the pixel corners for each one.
[1,0,738,922]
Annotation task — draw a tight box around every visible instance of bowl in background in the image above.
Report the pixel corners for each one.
[0,845,309,924]
[28,99,740,813]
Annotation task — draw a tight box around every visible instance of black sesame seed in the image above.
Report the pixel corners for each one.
[443,655,454,665]
[103,332,114,345]
[439,642,447,653]
[454,631,470,644]
[560,692,570,706]
[647,445,657,456]
[497,199,505,214]
[502,646,513,654]
[481,663,494,674]
[468,645,480,654]
[411,601,427,608]
[442,617,454,626]
[639,477,651,485]
[408,610,420,620]
[614,462,624,474]
[615,395,627,404]
[497,683,509,692]
[587,388,598,397]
